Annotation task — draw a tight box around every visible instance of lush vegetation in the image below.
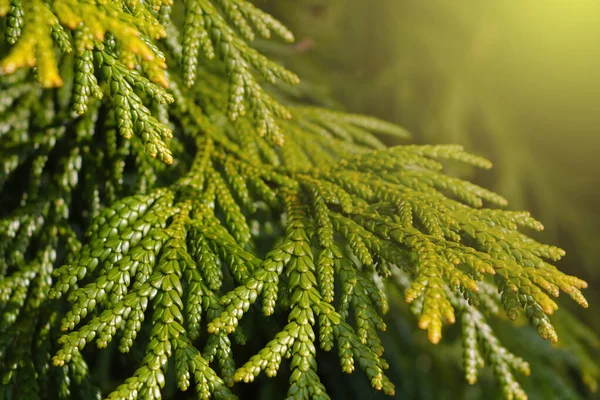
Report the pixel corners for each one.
[0,1,596,399]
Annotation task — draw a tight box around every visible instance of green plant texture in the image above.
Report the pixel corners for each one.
[0,2,596,400]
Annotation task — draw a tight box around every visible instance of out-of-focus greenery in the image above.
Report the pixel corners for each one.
[265,0,600,318]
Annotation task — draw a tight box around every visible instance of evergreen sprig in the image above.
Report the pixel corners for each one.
[0,1,597,400]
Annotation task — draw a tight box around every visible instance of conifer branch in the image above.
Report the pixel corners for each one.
[0,2,597,400]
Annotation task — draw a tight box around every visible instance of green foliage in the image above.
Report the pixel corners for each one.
[0,1,596,400]
[270,0,600,302]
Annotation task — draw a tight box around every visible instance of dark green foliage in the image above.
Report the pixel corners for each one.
[0,1,597,400]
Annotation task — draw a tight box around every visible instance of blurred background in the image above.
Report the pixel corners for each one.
[254,0,600,398]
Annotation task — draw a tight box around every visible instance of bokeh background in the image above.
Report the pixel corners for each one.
[255,0,600,398]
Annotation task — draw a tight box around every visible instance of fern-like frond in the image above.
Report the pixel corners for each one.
[0,2,596,400]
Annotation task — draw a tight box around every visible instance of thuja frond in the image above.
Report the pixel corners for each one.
[43,110,590,398]
[0,0,298,159]
[0,2,596,400]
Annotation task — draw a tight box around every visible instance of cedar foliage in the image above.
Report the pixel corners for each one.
[0,1,595,399]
